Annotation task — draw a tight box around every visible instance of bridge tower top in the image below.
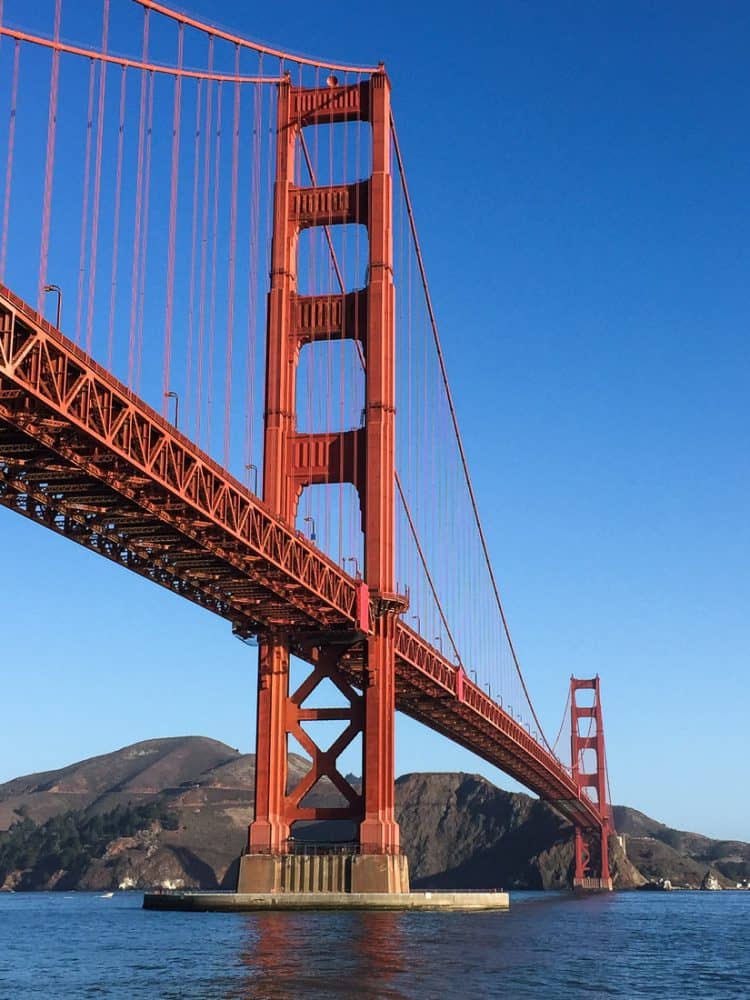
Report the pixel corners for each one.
[262,68,398,604]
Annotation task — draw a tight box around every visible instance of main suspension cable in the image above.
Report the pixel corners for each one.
[551,685,571,759]
[135,0,381,74]
[0,26,282,83]
[298,129,462,667]
[390,110,553,752]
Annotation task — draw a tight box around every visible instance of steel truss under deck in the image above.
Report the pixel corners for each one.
[0,283,602,832]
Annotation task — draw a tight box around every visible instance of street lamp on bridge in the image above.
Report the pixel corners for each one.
[245,463,258,494]
[164,391,179,429]
[303,515,316,542]
[343,555,360,579]
[43,284,62,329]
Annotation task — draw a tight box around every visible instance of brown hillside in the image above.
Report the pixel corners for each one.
[0,737,240,831]
[3,738,746,892]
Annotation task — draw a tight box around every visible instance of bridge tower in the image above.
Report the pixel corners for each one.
[570,676,613,891]
[238,69,409,894]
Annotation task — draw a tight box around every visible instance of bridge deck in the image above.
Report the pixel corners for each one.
[0,284,601,831]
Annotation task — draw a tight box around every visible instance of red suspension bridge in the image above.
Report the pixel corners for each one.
[0,0,613,891]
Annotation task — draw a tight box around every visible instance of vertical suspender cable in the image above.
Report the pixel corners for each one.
[0,39,19,282]
[136,71,155,390]
[390,113,552,750]
[261,73,275,494]
[128,9,150,387]
[85,0,110,356]
[244,54,263,478]
[299,128,459,662]
[107,65,126,371]
[244,55,263,476]
[37,0,62,313]
[206,80,223,452]
[75,60,96,344]
[185,79,202,435]
[162,22,184,413]
[224,44,241,469]
[196,37,214,443]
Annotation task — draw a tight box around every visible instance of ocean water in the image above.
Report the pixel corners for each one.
[0,890,748,998]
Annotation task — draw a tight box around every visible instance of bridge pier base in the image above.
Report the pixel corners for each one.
[236,852,409,894]
[573,877,613,893]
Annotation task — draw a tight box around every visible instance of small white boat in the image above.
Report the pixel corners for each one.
[100,892,114,899]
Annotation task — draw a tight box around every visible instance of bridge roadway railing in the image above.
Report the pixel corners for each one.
[0,284,365,635]
[388,624,602,829]
[0,283,603,833]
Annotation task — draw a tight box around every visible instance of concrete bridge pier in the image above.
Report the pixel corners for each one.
[236,851,409,894]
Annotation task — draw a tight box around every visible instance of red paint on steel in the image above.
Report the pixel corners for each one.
[135,70,155,392]
[297,126,461,669]
[0,284,363,629]
[162,21,184,414]
[0,272,604,827]
[570,676,612,884]
[390,112,553,753]
[0,25,282,83]
[85,0,110,357]
[285,650,364,823]
[37,0,61,314]
[249,72,405,852]
[247,73,405,856]
[135,0,380,74]
[205,80,223,450]
[0,39,20,281]
[128,10,150,387]
[224,45,242,469]
[184,78,203,434]
[195,40,214,444]
[357,583,371,634]
[107,66,127,371]
[0,20,614,868]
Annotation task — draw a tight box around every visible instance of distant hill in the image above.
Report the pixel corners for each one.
[396,772,632,890]
[613,806,750,887]
[0,737,337,890]
[0,737,745,892]
[0,737,241,828]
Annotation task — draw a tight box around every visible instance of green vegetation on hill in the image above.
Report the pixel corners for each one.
[0,801,178,891]
[2,739,747,892]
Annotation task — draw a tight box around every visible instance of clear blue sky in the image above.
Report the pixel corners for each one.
[1,1,748,841]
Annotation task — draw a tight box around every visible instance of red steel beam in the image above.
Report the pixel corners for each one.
[0,284,604,833]
[0,284,361,633]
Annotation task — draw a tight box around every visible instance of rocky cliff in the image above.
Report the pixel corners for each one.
[612,806,750,888]
[1,737,743,892]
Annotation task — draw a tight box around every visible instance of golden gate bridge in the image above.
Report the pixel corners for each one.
[0,0,612,893]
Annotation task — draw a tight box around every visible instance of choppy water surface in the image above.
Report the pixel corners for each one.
[0,890,748,998]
